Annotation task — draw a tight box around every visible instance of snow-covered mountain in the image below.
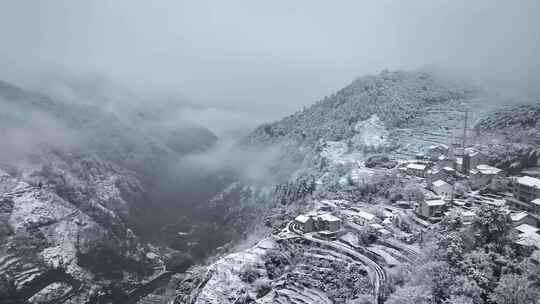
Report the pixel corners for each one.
[176,70,540,304]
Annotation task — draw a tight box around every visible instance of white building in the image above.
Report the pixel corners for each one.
[532,198,540,215]
[427,144,449,161]
[356,210,377,225]
[432,179,453,199]
[406,163,427,178]
[417,199,446,218]
[317,213,342,232]
[295,214,315,232]
[510,212,538,227]
[514,223,540,250]
[470,164,503,189]
[513,176,540,203]
[340,208,377,225]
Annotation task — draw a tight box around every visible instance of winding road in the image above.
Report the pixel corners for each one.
[286,221,387,303]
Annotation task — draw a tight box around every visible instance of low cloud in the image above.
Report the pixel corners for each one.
[0,100,78,163]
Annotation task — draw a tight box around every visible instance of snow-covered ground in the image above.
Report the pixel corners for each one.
[194,238,276,304]
[352,114,390,150]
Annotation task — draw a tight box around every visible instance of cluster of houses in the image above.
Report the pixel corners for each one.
[400,144,504,218]
[402,143,540,254]
[404,144,501,189]
[294,199,396,241]
[291,141,540,256]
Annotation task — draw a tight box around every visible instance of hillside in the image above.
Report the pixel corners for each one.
[472,103,540,173]
[474,102,540,144]
[0,80,221,303]
[241,71,479,180]
[175,71,540,304]
[246,70,475,146]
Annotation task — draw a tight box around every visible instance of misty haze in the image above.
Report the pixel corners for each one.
[0,1,540,304]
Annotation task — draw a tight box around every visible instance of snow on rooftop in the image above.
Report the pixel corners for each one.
[515,223,539,235]
[532,198,540,206]
[476,164,502,175]
[425,199,446,206]
[429,144,448,151]
[511,212,529,222]
[515,176,540,188]
[295,214,312,223]
[379,229,391,235]
[456,157,463,165]
[461,211,476,217]
[320,199,350,207]
[318,213,341,222]
[443,166,455,172]
[433,180,449,187]
[406,163,426,170]
[357,210,376,221]
[370,223,384,230]
[515,224,540,249]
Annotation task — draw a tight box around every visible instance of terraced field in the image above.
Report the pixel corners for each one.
[390,105,473,159]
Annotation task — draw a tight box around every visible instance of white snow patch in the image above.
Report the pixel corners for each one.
[352,114,390,149]
[194,238,276,304]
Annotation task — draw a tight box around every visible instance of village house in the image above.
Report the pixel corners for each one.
[456,157,463,172]
[417,199,446,218]
[370,223,392,239]
[340,208,377,226]
[295,214,315,232]
[532,198,540,215]
[295,212,343,233]
[512,176,540,204]
[468,150,488,169]
[442,166,456,176]
[432,179,453,200]
[444,209,475,224]
[436,155,456,170]
[427,144,449,161]
[355,210,377,225]
[406,163,428,178]
[469,164,503,189]
[317,213,342,232]
[426,169,445,187]
[461,149,488,175]
[514,223,540,251]
[510,211,538,227]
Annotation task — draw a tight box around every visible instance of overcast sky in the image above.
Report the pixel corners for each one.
[1,0,539,121]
